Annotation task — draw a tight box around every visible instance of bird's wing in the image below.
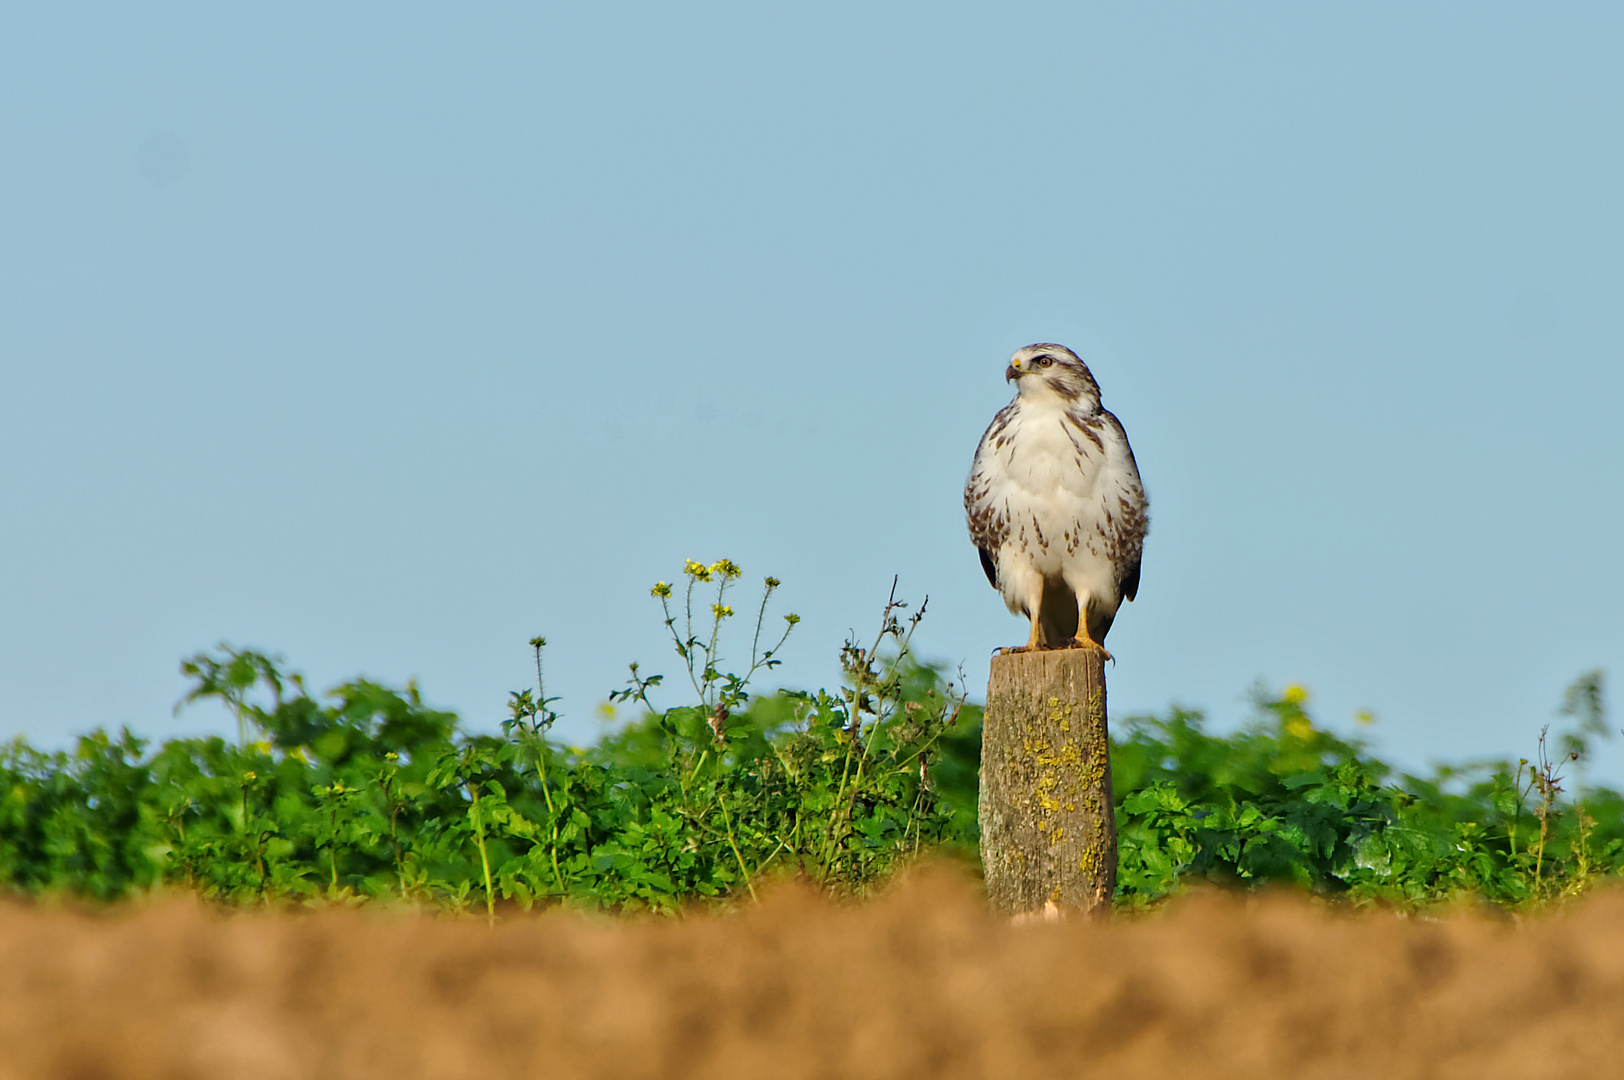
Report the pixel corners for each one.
[1120,555,1142,603]
[964,402,1019,576]
[1096,407,1149,602]
[978,546,998,588]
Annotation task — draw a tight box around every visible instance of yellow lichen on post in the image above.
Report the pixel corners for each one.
[979,648,1115,918]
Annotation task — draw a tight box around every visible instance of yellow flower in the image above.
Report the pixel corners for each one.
[1355,710,1376,726]
[651,581,672,598]
[1282,684,1309,705]
[684,559,712,582]
[595,702,617,721]
[1284,716,1313,740]
[710,558,741,579]
[712,604,734,619]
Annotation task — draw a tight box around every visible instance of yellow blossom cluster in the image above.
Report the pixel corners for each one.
[660,559,744,594]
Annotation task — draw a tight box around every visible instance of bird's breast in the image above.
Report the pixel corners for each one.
[993,413,1103,500]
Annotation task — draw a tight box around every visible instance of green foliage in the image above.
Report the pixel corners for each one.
[0,564,973,913]
[1111,680,1624,909]
[0,563,1616,914]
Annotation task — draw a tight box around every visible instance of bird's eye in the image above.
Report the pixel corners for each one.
[1035,355,1053,367]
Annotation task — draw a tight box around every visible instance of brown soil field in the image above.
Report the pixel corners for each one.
[2,869,1619,1080]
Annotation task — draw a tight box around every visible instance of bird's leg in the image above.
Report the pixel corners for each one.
[1071,595,1113,662]
[998,590,1045,655]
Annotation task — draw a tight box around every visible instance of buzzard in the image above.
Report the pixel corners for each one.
[964,344,1148,656]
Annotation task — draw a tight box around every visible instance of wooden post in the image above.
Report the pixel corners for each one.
[979,648,1116,918]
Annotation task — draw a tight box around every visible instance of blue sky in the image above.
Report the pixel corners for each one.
[2,4,1621,783]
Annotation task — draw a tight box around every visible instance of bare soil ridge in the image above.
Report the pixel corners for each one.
[2,869,1618,1079]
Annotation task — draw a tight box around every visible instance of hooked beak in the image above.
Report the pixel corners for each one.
[1004,364,1021,382]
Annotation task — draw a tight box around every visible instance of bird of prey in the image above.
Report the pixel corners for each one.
[964,344,1148,656]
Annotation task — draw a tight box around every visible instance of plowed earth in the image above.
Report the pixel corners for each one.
[2,870,1619,1080]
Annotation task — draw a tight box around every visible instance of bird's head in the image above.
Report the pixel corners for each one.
[1005,344,1101,408]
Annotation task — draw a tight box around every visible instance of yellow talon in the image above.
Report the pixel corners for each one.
[1068,636,1113,663]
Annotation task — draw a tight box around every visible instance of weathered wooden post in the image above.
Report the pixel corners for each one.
[979,648,1115,918]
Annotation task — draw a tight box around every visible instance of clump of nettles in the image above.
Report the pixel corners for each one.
[428,558,974,914]
[598,559,973,902]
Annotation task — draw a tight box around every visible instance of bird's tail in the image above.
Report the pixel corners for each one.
[1036,579,1116,647]
[1037,579,1079,648]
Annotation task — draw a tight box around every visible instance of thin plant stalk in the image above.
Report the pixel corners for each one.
[466,780,496,927]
